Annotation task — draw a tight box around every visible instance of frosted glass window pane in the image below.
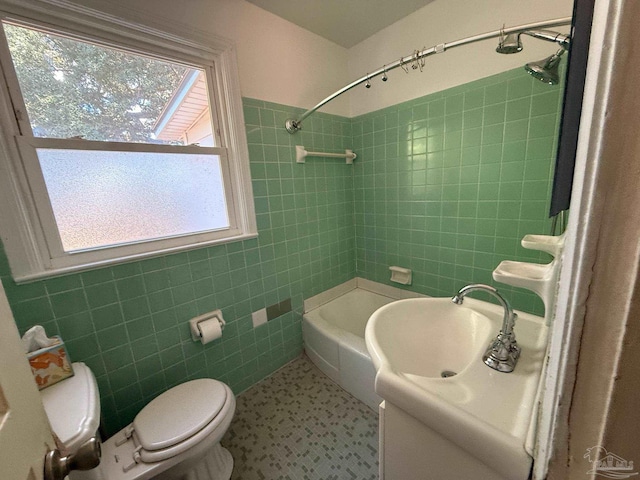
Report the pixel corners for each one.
[36,149,229,252]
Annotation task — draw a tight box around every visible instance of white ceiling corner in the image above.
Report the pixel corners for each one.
[245,0,436,48]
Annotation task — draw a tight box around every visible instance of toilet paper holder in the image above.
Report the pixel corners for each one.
[189,310,226,342]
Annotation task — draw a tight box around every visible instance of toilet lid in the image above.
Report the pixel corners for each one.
[133,379,227,451]
[40,363,100,452]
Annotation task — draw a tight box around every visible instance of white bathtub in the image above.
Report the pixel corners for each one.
[303,278,423,410]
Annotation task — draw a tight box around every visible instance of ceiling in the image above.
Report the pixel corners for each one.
[245,0,436,48]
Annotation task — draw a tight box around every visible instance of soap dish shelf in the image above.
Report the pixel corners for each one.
[493,260,556,302]
[492,234,565,325]
[521,233,565,257]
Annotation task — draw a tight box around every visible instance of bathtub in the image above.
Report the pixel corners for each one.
[303,278,423,410]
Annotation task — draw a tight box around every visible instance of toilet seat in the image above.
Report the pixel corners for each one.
[116,379,234,466]
[135,379,227,451]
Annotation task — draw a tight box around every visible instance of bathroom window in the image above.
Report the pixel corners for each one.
[0,3,256,281]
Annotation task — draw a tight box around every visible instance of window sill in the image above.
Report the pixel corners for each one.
[12,231,258,284]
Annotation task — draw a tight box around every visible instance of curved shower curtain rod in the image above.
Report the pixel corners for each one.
[285,16,572,133]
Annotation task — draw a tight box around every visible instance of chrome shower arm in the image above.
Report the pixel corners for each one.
[521,30,571,48]
[285,16,572,133]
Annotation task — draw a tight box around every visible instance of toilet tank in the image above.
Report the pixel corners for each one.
[40,362,101,452]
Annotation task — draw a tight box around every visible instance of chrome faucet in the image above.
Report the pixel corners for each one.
[452,284,521,373]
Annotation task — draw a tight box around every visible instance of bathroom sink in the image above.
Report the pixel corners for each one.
[365,297,548,479]
[367,299,492,379]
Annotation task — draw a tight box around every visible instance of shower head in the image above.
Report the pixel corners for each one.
[524,48,565,85]
[496,33,523,54]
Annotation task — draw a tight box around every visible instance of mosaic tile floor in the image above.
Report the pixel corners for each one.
[222,355,379,480]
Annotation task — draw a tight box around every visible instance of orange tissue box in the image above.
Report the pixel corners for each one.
[27,336,74,390]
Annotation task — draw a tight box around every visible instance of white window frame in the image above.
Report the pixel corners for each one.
[0,0,256,283]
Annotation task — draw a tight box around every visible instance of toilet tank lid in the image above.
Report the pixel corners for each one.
[40,362,101,452]
[133,379,227,451]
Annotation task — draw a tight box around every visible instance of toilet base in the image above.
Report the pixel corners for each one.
[75,437,234,480]
[156,443,233,480]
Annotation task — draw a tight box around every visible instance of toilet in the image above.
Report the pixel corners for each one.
[40,362,236,480]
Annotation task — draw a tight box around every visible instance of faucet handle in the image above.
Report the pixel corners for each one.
[483,331,521,372]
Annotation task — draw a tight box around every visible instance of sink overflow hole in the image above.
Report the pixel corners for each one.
[441,370,457,378]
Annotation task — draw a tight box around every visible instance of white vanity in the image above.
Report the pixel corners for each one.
[365,296,548,480]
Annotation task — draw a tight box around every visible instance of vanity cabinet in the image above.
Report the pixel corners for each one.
[379,401,517,480]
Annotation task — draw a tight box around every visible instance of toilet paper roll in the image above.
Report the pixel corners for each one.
[197,319,223,345]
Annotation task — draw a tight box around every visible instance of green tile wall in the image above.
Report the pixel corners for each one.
[351,68,564,314]
[1,67,565,438]
[0,98,355,436]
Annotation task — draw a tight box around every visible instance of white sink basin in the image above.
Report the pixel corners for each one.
[369,299,492,378]
[365,297,548,479]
